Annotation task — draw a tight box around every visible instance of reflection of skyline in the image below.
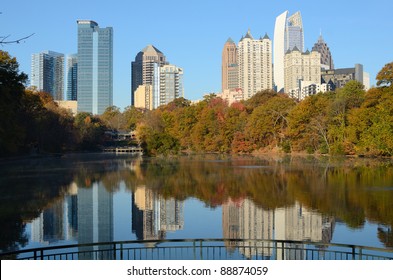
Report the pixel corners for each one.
[132,186,184,242]
[78,182,113,259]
[222,198,335,259]
[30,181,114,259]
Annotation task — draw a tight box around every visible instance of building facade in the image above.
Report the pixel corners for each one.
[77,20,113,115]
[321,64,369,91]
[216,88,244,105]
[159,64,184,106]
[222,38,238,91]
[312,34,334,70]
[237,30,273,99]
[31,51,64,100]
[286,12,304,52]
[134,85,153,110]
[66,54,78,101]
[284,47,321,100]
[131,45,166,106]
[274,11,304,93]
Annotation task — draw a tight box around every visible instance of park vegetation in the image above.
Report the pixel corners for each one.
[1,50,393,157]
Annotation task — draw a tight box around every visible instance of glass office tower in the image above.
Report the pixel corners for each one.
[66,54,78,101]
[31,51,64,100]
[77,20,113,115]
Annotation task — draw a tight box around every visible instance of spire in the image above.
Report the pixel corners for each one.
[318,29,324,43]
[226,37,234,44]
[262,32,270,40]
[292,46,300,52]
[244,29,253,39]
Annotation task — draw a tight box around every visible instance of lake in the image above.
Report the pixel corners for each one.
[0,153,392,259]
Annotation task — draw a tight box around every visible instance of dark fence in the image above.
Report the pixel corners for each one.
[1,239,392,260]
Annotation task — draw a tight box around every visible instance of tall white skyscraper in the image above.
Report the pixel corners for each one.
[160,64,184,106]
[237,30,273,99]
[31,51,64,100]
[274,11,304,93]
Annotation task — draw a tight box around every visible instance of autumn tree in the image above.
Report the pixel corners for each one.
[0,51,28,155]
[100,106,124,130]
[328,80,365,154]
[122,106,144,131]
[74,112,106,150]
[376,62,393,87]
[245,95,295,151]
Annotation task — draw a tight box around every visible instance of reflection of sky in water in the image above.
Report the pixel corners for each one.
[332,222,383,248]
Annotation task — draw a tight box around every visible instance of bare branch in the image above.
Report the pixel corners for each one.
[0,33,35,45]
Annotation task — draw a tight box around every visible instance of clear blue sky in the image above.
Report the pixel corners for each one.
[2,0,392,111]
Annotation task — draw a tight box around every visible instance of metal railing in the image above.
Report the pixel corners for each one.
[1,239,392,260]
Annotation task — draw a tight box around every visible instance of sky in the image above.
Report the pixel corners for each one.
[1,0,392,111]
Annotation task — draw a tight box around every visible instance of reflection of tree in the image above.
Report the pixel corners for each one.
[2,154,393,253]
[130,156,393,243]
[378,226,393,248]
[0,158,74,252]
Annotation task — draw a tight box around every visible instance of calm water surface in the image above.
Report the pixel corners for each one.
[0,154,392,259]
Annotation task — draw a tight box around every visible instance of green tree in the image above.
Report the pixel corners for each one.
[100,106,122,130]
[122,106,144,131]
[328,81,365,154]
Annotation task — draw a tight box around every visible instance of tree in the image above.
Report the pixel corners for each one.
[122,106,144,131]
[376,62,393,87]
[0,51,28,155]
[100,106,123,130]
[74,112,106,150]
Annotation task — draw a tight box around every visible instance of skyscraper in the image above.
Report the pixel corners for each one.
[237,30,272,99]
[131,45,166,106]
[274,11,304,93]
[312,34,334,70]
[160,64,184,106]
[77,20,113,115]
[284,48,321,99]
[286,12,304,52]
[31,50,64,100]
[66,54,77,101]
[221,38,238,91]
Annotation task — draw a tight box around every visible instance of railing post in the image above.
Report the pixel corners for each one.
[281,242,285,260]
[193,240,196,260]
[352,246,356,260]
[274,241,278,260]
[113,243,117,260]
[120,244,123,260]
[200,240,203,260]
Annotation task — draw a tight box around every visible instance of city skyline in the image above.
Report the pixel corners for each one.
[2,0,392,110]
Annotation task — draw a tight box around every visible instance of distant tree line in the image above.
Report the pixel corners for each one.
[135,61,393,157]
[1,50,393,157]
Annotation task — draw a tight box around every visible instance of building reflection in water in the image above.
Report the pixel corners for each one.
[132,186,184,244]
[31,183,79,245]
[222,198,335,259]
[77,182,113,259]
[30,181,114,260]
